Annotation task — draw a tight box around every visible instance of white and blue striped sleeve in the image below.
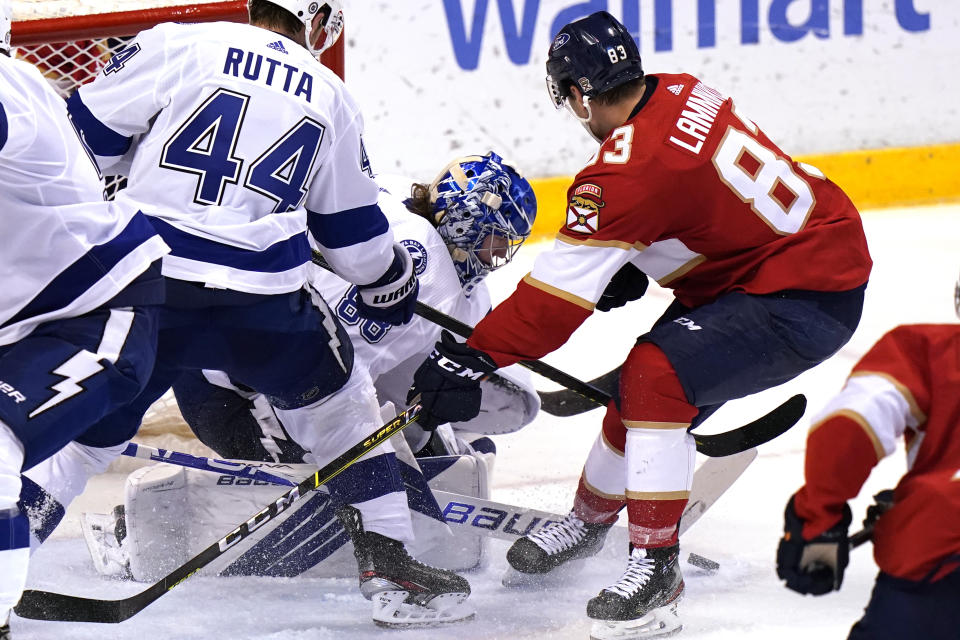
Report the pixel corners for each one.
[67,25,173,172]
[304,95,394,287]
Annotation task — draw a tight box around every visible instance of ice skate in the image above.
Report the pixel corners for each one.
[502,510,613,587]
[337,505,474,627]
[1,612,10,640]
[587,544,684,639]
[80,505,132,579]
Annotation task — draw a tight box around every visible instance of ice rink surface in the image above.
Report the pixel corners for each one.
[14,203,960,639]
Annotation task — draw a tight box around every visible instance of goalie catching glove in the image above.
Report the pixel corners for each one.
[408,330,497,431]
[356,243,419,325]
[776,494,852,595]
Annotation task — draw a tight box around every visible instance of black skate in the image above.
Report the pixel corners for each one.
[1,615,9,640]
[587,544,684,639]
[336,505,474,627]
[503,511,613,587]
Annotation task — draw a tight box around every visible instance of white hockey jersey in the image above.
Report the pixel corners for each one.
[0,56,169,347]
[311,176,540,434]
[311,175,491,382]
[195,176,539,435]
[68,21,394,295]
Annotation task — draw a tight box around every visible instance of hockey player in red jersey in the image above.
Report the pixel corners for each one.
[777,318,960,639]
[408,10,872,638]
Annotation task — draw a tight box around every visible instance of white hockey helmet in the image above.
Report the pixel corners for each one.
[267,0,344,58]
[1,0,12,54]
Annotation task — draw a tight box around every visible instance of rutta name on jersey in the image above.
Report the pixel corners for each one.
[223,47,315,102]
[667,82,725,155]
[566,183,604,234]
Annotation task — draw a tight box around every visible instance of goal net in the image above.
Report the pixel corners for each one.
[10,1,344,456]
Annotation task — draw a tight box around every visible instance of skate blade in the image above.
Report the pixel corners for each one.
[371,590,475,628]
[501,557,588,590]
[79,512,131,579]
[589,601,682,640]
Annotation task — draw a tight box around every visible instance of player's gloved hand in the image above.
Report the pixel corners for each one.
[355,244,419,325]
[407,330,497,431]
[863,489,894,529]
[776,494,852,596]
[596,262,649,312]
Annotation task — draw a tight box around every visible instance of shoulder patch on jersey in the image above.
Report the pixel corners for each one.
[267,40,289,55]
[401,239,428,275]
[667,83,685,95]
[566,184,604,235]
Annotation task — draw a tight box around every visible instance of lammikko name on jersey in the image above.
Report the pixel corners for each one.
[667,82,725,155]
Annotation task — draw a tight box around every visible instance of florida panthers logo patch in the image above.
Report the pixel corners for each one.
[566,184,604,234]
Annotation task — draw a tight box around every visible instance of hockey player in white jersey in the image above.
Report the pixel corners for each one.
[14,0,486,628]
[0,2,170,637]
[175,152,541,461]
[73,152,539,588]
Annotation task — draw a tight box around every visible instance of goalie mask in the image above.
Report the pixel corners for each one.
[1,0,11,54]
[267,0,344,58]
[429,152,537,295]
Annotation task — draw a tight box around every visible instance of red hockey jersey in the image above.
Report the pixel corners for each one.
[795,324,960,582]
[468,73,872,366]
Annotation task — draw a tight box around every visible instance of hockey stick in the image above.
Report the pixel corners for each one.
[121,442,297,487]
[311,251,807,457]
[849,526,873,549]
[537,365,622,417]
[14,402,423,623]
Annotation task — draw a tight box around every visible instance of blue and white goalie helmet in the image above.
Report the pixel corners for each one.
[1,0,12,54]
[429,152,537,292]
[267,0,344,58]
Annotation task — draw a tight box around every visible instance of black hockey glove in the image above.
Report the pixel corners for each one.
[596,262,649,312]
[356,244,419,326]
[776,494,852,596]
[407,330,497,431]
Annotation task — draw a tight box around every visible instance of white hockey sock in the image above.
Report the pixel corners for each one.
[24,439,127,508]
[0,421,28,619]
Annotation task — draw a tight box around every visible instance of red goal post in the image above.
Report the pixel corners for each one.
[10,1,345,98]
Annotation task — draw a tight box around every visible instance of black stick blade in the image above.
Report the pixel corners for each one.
[15,589,144,623]
[693,394,806,457]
